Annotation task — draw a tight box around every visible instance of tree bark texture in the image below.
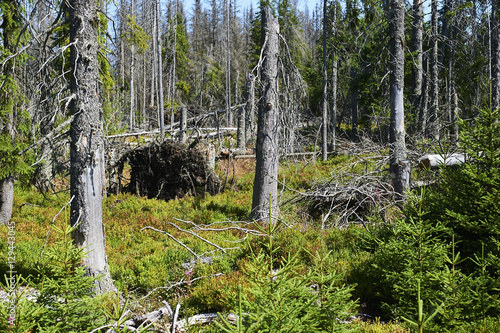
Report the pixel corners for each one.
[157,0,165,138]
[0,176,14,225]
[428,0,439,140]
[244,73,256,143]
[330,2,338,151]
[251,6,280,223]
[69,0,116,293]
[410,0,423,133]
[492,0,500,110]
[180,106,187,143]
[389,0,409,196]
[321,0,328,161]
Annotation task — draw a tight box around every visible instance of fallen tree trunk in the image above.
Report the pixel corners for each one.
[418,153,465,169]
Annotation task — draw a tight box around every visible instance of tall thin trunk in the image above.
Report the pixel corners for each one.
[330,1,338,151]
[492,0,500,110]
[169,4,177,129]
[149,3,157,130]
[321,0,328,161]
[226,0,232,127]
[410,0,423,134]
[428,0,439,140]
[68,0,115,293]
[389,0,409,197]
[157,0,165,137]
[251,6,280,223]
[130,31,136,129]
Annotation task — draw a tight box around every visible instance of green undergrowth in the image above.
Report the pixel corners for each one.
[6,148,484,333]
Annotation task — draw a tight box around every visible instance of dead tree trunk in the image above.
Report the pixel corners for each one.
[251,6,280,223]
[410,0,423,134]
[330,1,338,151]
[321,0,328,161]
[428,0,439,140]
[237,105,246,149]
[179,106,187,143]
[389,0,410,197]
[492,0,500,110]
[157,0,165,138]
[0,176,14,225]
[245,73,256,143]
[68,0,116,293]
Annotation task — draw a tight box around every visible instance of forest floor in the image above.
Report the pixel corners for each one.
[1,141,418,332]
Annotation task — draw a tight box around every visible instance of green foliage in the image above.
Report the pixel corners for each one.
[0,275,43,332]
[216,220,357,333]
[400,279,443,333]
[122,15,150,53]
[0,0,33,184]
[421,107,500,263]
[33,224,105,332]
[360,191,449,319]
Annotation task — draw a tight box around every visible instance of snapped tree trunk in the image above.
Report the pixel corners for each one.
[68,0,116,293]
[389,0,409,197]
[251,6,280,223]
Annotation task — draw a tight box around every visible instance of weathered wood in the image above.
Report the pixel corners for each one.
[389,0,409,197]
[0,176,14,225]
[68,0,115,293]
[251,6,280,223]
[418,153,465,169]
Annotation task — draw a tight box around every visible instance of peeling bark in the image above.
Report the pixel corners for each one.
[389,0,409,197]
[69,0,116,293]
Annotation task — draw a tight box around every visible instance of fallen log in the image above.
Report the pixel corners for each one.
[418,153,465,169]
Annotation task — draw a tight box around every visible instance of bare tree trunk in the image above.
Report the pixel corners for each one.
[410,0,423,133]
[237,104,246,149]
[428,0,439,140]
[130,46,136,129]
[330,1,338,151]
[492,0,500,110]
[179,106,187,143]
[245,73,256,143]
[170,2,177,129]
[389,0,409,197]
[149,1,157,130]
[225,0,232,127]
[0,176,14,225]
[69,0,116,293]
[251,6,280,223]
[157,0,165,138]
[418,54,429,135]
[321,0,328,161]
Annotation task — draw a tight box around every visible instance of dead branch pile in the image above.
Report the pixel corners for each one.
[116,141,220,200]
[292,172,395,228]
[286,138,399,228]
